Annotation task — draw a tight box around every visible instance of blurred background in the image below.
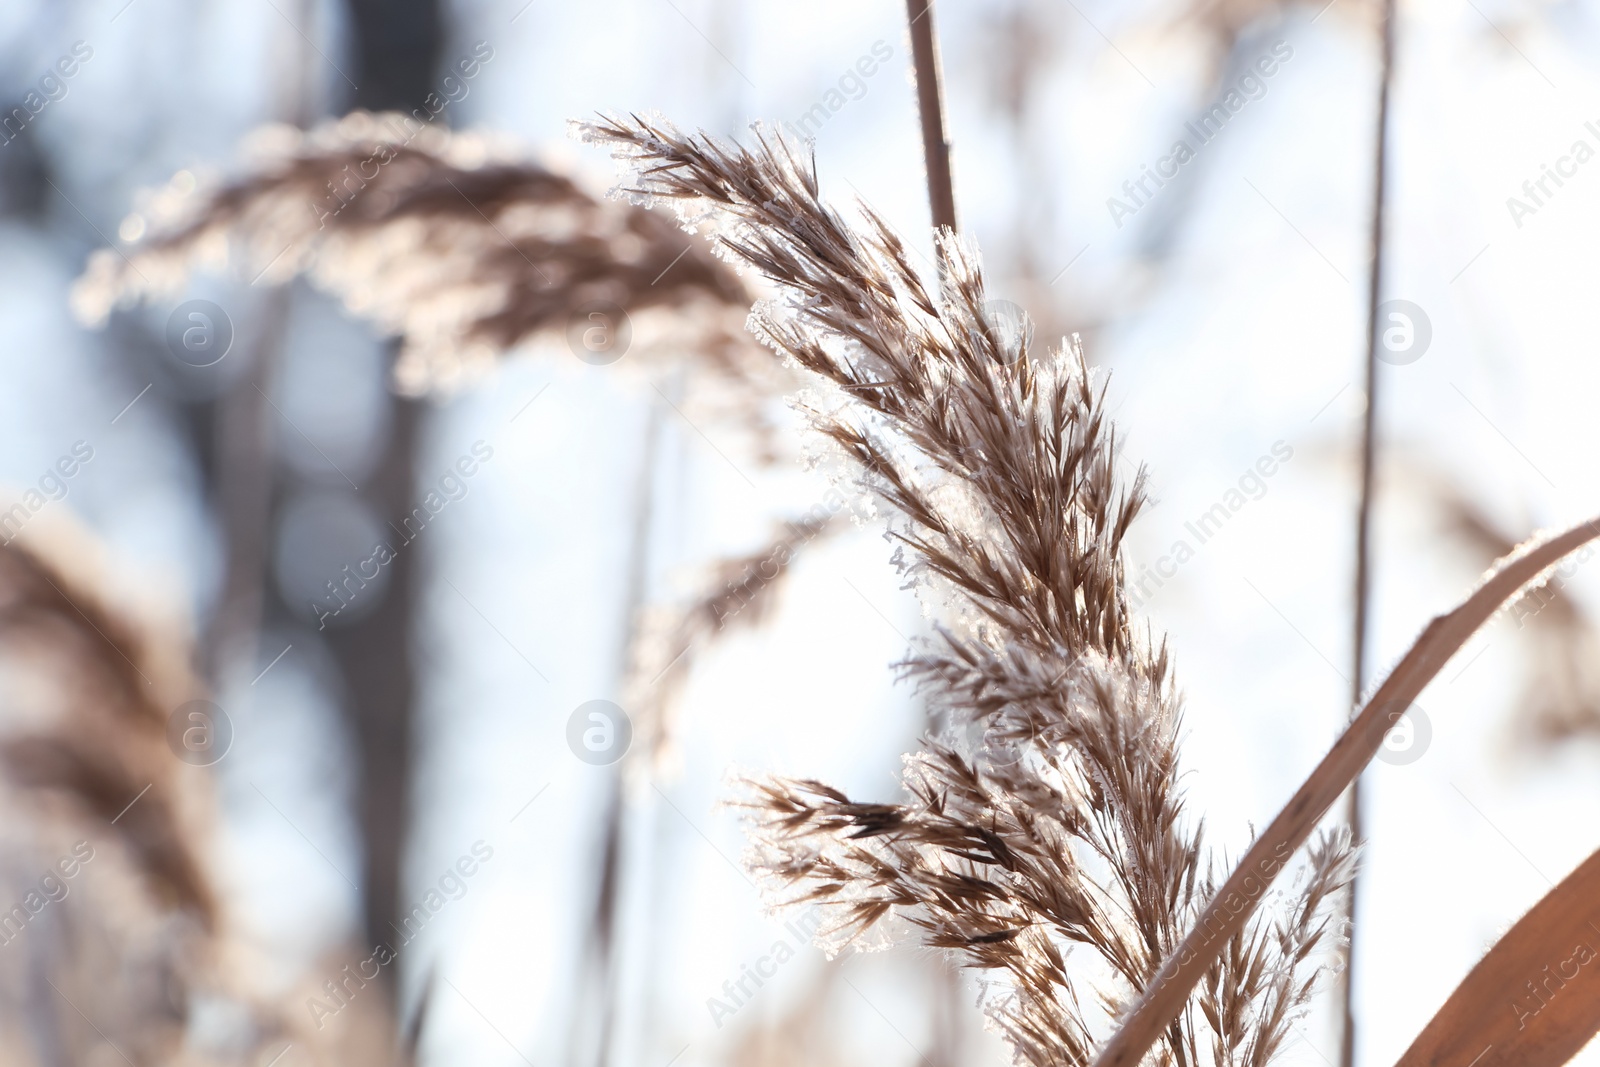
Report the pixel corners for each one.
[1,0,1599,1065]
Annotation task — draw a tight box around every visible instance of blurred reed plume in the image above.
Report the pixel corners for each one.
[0,516,220,1063]
[622,509,847,773]
[68,109,783,423]
[1439,488,1600,748]
[65,106,875,1064]
[582,115,1356,1067]
[0,513,422,1066]
[69,106,825,762]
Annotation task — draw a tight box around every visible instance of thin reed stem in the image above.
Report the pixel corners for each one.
[578,397,666,1067]
[1342,0,1398,1061]
[202,294,284,684]
[905,0,958,234]
[1091,515,1600,1067]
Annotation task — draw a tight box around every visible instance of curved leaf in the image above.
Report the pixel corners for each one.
[1393,846,1600,1067]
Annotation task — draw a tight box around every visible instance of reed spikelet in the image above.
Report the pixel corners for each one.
[623,510,848,772]
[581,115,1355,1067]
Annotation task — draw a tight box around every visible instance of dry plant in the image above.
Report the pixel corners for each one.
[55,88,1600,1067]
[0,514,419,1067]
[68,109,841,762]
[580,115,1358,1067]
[968,1,1094,353]
[0,517,236,1064]
[582,114,1600,1067]
[68,109,781,423]
[1166,0,1378,72]
[64,107,871,1062]
[1390,843,1600,1067]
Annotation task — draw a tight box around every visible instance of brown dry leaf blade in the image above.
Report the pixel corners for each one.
[1393,846,1600,1067]
[1093,514,1600,1067]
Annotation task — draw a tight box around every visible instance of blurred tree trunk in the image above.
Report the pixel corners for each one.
[322,396,424,962]
[196,0,442,1031]
[336,0,441,971]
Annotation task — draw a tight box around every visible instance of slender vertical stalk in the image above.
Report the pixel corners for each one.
[1341,0,1398,1063]
[881,2,969,1013]
[203,296,285,683]
[905,0,958,234]
[332,0,440,1013]
[201,0,312,684]
[579,396,664,1067]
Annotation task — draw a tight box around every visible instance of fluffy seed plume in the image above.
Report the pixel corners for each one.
[70,109,823,775]
[0,520,228,1063]
[70,110,778,407]
[0,512,422,1066]
[582,114,1355,1067]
